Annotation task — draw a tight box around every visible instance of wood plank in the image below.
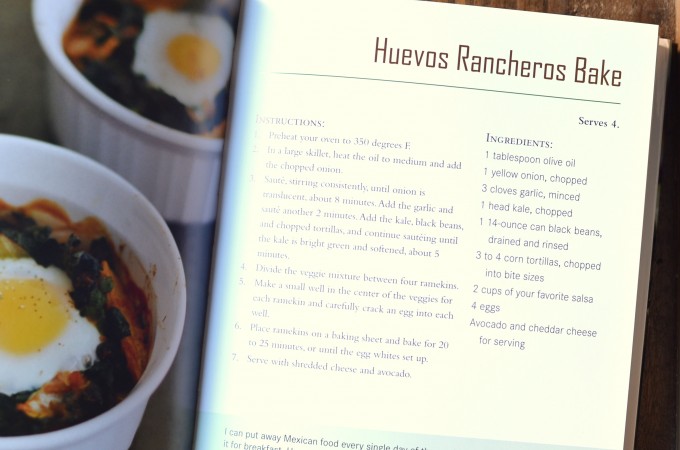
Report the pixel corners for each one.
[432,0,675,38]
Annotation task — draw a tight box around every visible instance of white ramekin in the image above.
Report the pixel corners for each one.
[0,134,186,450]
[32,0,225,224]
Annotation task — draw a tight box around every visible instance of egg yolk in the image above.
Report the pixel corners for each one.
[166,34,221,82]
[0,279,69,354]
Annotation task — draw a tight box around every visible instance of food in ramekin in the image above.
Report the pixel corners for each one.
[62,0,235,137]
[0,199,151,436]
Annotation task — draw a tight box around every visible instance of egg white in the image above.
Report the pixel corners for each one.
[0,258,101,395]
[132,10,235,107]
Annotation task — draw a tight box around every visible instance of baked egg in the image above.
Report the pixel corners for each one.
[132,10,234,108]
[0,257,100,396]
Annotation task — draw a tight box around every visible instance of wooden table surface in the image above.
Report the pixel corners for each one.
[1,1,678,449]
[436,1,679,449]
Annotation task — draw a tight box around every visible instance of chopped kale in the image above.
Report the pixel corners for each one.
[0,393,33,436]
[106,307,132,340]
[86,342,135,403]
[90,237,115,263]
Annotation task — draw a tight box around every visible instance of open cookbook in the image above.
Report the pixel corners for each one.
[192,1,672,449]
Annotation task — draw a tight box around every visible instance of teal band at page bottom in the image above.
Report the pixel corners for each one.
[193,412,610,450]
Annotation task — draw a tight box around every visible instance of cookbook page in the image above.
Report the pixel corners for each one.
[194,1,661,449]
